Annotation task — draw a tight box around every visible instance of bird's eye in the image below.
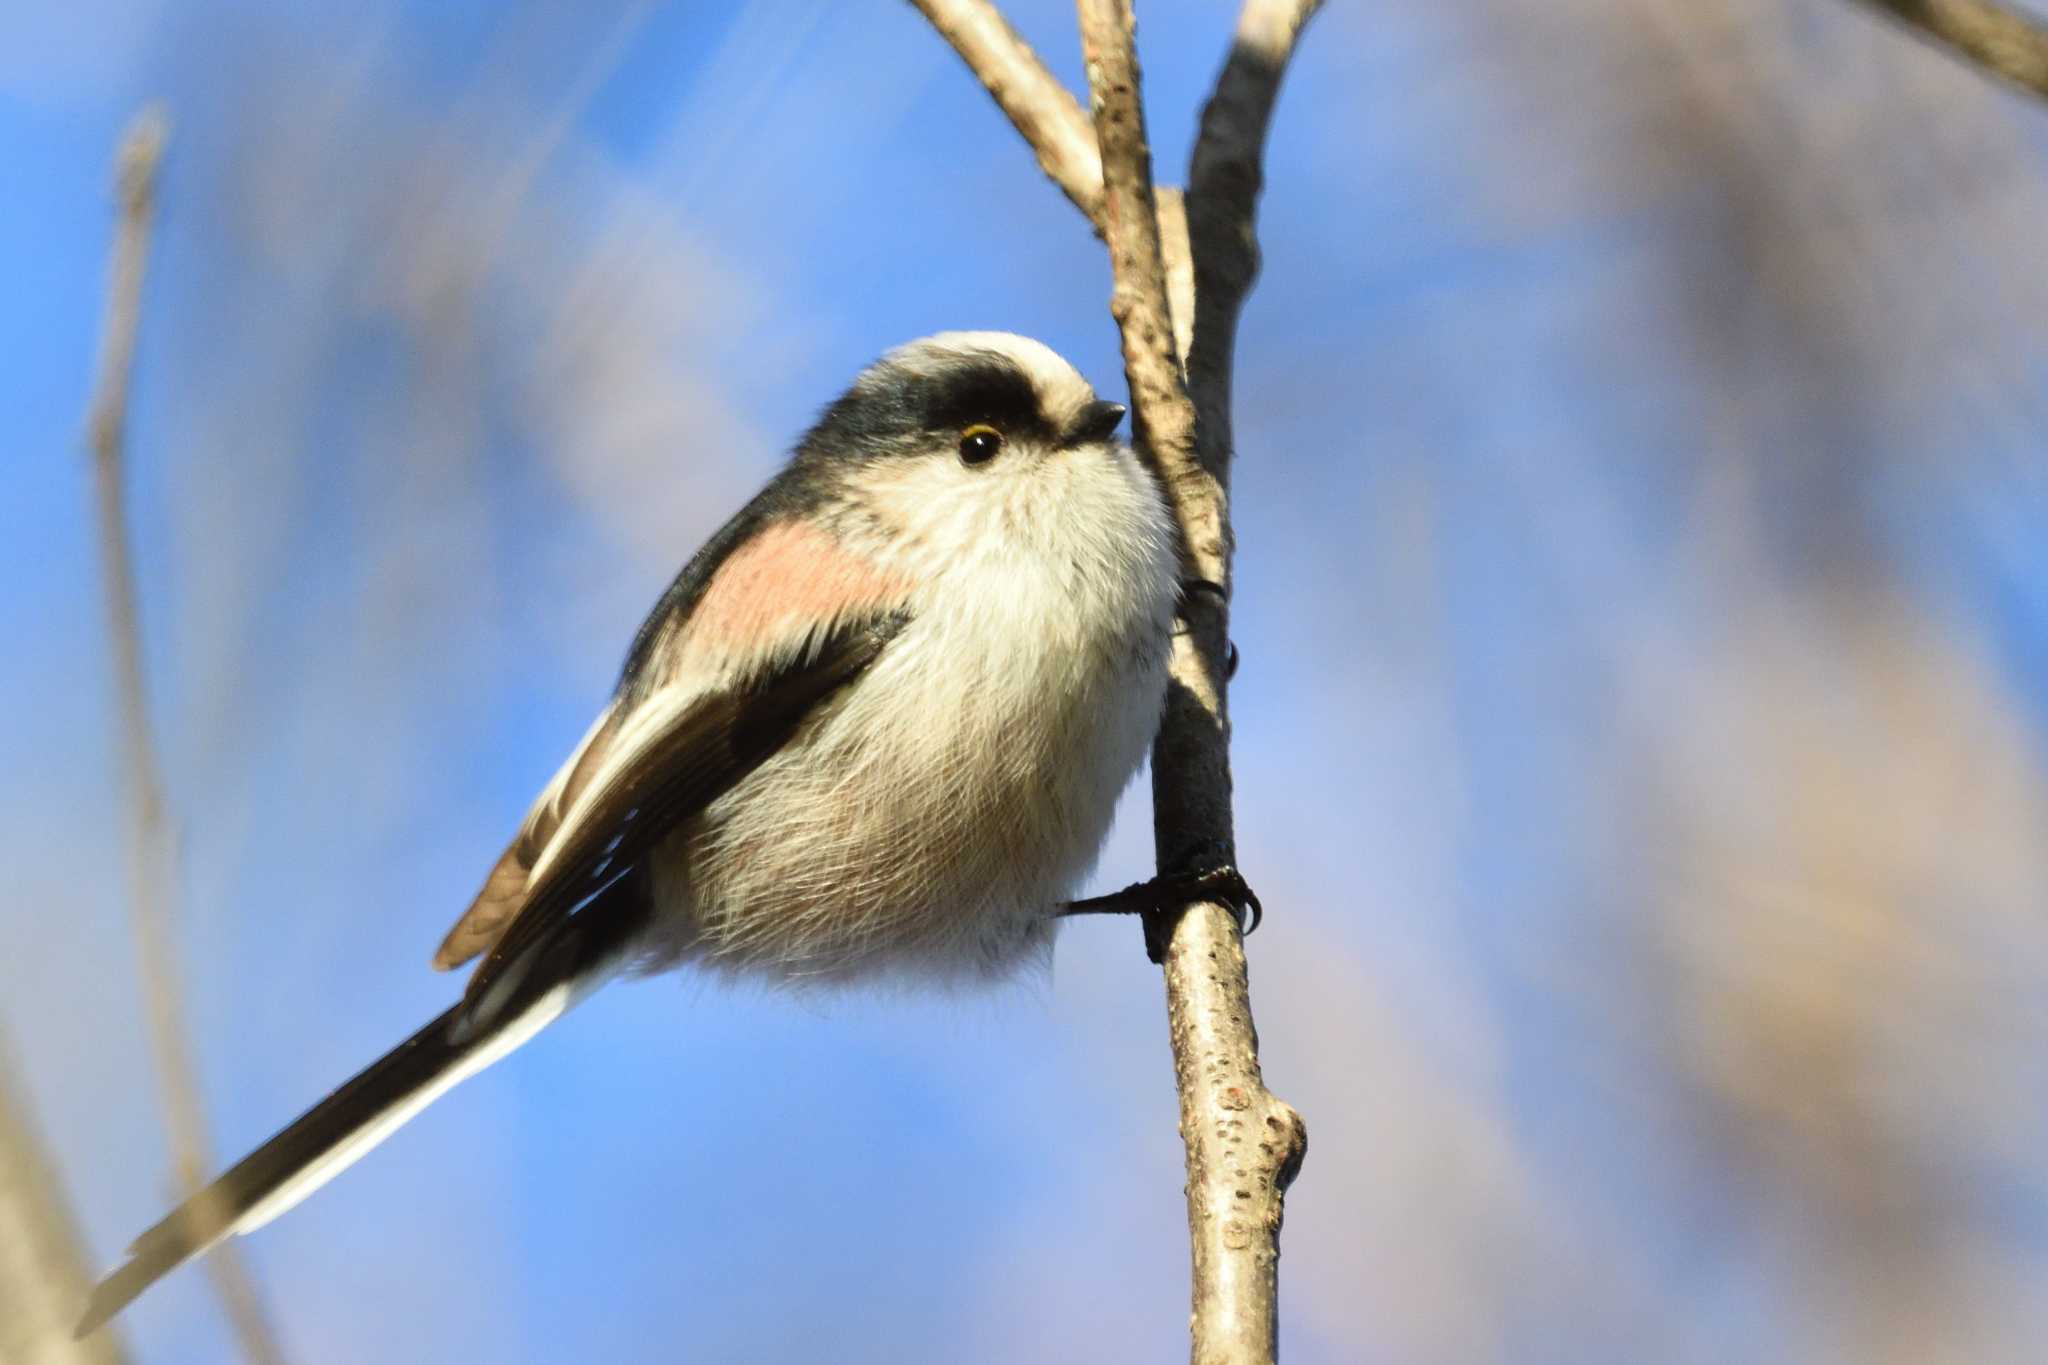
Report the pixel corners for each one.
[958,424,1005,465]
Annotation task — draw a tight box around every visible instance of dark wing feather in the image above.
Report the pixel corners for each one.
[435,707,627,970]
[453,612,906,1036]
[438,464,851,973]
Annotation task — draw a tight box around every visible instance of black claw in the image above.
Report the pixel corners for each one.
[1226,642,1241,680]
[1182,864,1261,937]
[1181,578,1228,607]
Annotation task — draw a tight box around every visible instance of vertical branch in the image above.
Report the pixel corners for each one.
[1183,0,1324,492]
[0,1029,128,1365]
[83,108,290,1365]
[911,3,1320,1356]
[1075,3,1311,1362]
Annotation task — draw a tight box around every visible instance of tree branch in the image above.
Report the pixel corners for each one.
[0,1029,128,1365]
[905,0,1106,225]
[1848,0,2048,98]
[1075,3,1313,1361]
[84,107,290,1365]
[1184,0,1323,492]
[915,2,1317,1354]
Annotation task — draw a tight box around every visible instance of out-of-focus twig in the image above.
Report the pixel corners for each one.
[906,0,1106,225]
[84,107,290,1365]
[0,1029,128,1365]
[1848,0,2048,98]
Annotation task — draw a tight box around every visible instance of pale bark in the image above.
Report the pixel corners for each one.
[1850,0,2048,97]
[913,3,1321,1359]
[83,107,289,1365]
[907,0,1105,224]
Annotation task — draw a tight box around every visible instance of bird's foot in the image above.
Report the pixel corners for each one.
[1060,859,1262,963]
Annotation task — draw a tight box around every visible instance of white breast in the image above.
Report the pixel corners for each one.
[649,443,1178,985]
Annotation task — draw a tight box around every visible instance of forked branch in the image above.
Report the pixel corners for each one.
[907,0,1106,224]
[913,2,1319,1359]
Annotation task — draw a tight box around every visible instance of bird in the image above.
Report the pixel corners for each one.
[77,331,1256,1335]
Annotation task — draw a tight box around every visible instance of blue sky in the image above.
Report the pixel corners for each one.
[8,2,2048,1361]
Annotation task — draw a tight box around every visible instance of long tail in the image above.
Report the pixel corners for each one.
[76,877,646,1338]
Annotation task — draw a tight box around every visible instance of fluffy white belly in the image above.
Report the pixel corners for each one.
[646,578,1170,985]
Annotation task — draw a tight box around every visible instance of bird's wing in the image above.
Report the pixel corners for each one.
[450,609,907,1034]
[434,501,917,1029]
[76,526,912,1336]
[431,704,626,971]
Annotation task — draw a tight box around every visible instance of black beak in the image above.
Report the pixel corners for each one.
[1067,399,1127,445]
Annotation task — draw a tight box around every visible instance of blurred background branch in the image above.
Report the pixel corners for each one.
[83,106,289,1365]
[1848,0,2048,98]
[0,1027,126,1365]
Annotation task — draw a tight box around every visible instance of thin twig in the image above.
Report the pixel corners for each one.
[1074,5,1311,1359]
[0,1028,129,1365]
[1849,0,2048,97]
[84,107,290,1365]
[906,0,1106,224]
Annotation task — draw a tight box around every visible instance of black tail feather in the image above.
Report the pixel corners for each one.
[76,1000,469,1337]
[76,868,651,1338]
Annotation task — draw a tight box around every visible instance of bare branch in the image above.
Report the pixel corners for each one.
[1184,0,1324,496]
[1075,2,1195,487]
[0,1031,128,1365]
[84,107,290,1365]
[1849,0,2048,98]
[907,0,1106,224]
[910,0,1319,1354]
[1152,186,1196,362]
[1075,3,1312,1361]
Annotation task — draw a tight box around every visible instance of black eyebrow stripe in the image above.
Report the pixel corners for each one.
[913,354,1052,438]
[789,350,1059,463]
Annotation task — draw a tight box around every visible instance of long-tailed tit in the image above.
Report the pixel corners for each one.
[78,331,1256,1334]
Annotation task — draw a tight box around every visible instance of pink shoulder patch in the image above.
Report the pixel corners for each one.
[689,520,912,650]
